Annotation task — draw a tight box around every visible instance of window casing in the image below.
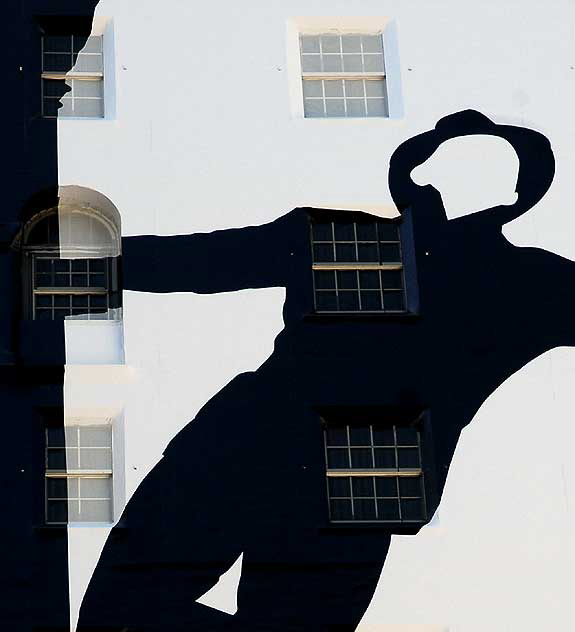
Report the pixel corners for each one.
[299,33,388,118]
[311,217,406,313]
[21,208,121,320]
[324,419,427,523]
[45,424,113,524]
[42,34,104,118]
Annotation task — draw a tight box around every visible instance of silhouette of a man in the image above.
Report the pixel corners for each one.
[78,110,575,631]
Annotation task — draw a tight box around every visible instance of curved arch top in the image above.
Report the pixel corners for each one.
[57,185,121,258]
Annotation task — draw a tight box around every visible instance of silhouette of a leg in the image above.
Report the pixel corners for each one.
[232,527,390,630]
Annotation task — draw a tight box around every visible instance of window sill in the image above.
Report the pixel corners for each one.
[34,520,126,531]
[319,521,426,535]
[304,310,419,323]
[294,115,404,123]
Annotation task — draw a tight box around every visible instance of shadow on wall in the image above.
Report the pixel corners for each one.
[76,110,575,631]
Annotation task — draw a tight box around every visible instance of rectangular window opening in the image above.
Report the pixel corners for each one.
[323,417,428,524]
[311,216,406,313]
[41,34,104,119]
[300,32,388,119]
[45,424,113,524]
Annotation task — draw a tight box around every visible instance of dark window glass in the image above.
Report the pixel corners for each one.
[46,427,65,447]
[359,270,380,289]
[327,448,350,469]
[328,477,351,497]
[312,222,333,241]
[397,448,421,469]
[354,498,377,520]
[380,243,401,263]
[356,222,377,241]
[46,478,68,498]
[71,260,88,272]
[89,259,106,273]
[334,222,355,241]
[384,291,405,311]
[378,223,399,241]
[330,499,353,521]
[72,295,89,308]
[313,243,334,262]
[338,291,360,311]
[314,270,336,290]
[326,426,348,446]
[372,426,395,445]
[46,449,66,470]
[316,291,337,311]
[336,270,358,290]
[44,35,72,53]
[335,243,356,262]
[36,295,52,308]
[46,500,68,524]
[350,448,373,468]
[399,476,423,498]
[360,291,382,311]
[43,53,73,72]
[401,498,425,521]
[43,78,68,97]
[349,426,371,445]
[395,427,418,446]
[377,499,400,521]
[376,477,398,498]
[91,273,106,287]
[374,448,396,468]
[35,258,52,273]
[382,270,403,289]
[357,243,379,262]
[352,476,374,497]
[72,274,88,287]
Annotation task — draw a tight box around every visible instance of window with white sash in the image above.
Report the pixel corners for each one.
[299,33,388,118]
[42,34,104,118]
[45,424,113,524]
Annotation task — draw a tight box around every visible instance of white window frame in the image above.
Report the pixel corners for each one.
[45,421,114,525]
[41,34,105,119]
[299,32,388,119]
[287,18,403,120]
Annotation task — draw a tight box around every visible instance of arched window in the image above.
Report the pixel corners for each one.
[21,204,121,321]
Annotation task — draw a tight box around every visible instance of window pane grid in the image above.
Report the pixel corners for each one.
[42,36,103,73]
[300,33,387,118]
[324,422,426,523]
[45,426,113,524]
[311,220,405,312]
[41,35,104,118]
[303,78,388,119]
[42,78,103,119]
[33,256,111,320]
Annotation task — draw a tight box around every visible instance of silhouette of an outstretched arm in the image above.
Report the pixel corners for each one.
[122,211,305,294]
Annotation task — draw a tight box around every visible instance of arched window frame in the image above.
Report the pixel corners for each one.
[18,205,121,321]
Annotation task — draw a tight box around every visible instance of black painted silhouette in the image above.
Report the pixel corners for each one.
[78,110,575,631]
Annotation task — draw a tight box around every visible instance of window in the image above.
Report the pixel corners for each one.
[299,33,387,118]
[42,34,104,118]
[311,216,406,312]
[21,208,121,320]
[324,418,427,523]
[45,424,113,524]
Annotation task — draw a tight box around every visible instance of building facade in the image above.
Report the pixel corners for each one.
[4,1,575,631]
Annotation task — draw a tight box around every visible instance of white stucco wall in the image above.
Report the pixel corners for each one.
[58,1,575,630]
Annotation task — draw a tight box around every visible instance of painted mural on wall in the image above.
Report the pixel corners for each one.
[4,3,575,631]
[72,109,574,631]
